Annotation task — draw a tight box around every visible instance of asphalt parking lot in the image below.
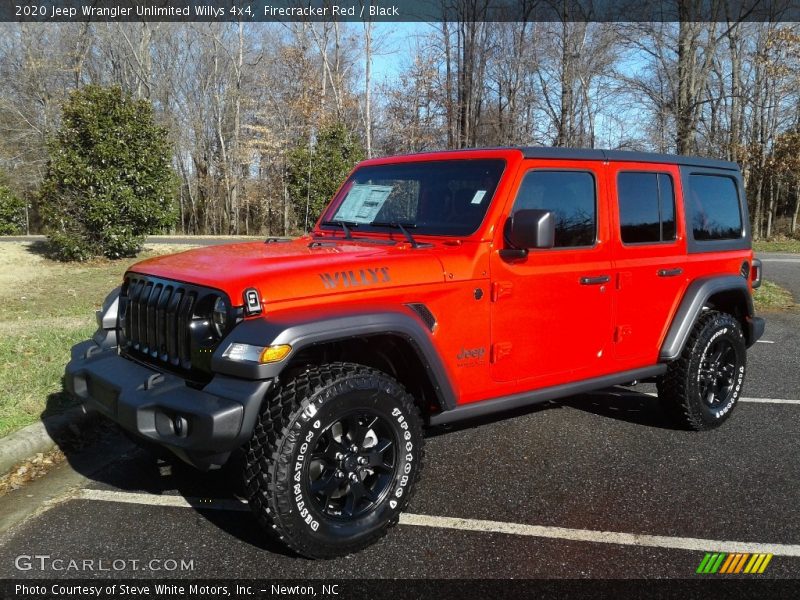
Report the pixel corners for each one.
[0,255,798,581]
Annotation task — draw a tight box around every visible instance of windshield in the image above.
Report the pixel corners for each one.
[321,159,506,236]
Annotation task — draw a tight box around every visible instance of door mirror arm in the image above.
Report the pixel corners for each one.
[498,248,529,261]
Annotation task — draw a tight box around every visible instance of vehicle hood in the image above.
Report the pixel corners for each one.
[128,238,447,305]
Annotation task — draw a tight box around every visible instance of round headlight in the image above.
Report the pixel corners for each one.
[212,296,228,337]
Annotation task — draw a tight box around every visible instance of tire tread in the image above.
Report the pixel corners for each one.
[243,362,423,559]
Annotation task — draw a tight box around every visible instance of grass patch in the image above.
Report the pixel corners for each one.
[0,241,197,437]
[753,238,800,253]
[0,322,95,437]
[753,280,795,312]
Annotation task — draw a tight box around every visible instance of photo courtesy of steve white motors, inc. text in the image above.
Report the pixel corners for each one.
[14,583,341,597]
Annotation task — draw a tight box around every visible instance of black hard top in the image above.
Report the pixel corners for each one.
[519,147,739,170]
[391,146,739,171]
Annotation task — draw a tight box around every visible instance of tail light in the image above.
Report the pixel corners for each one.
[751,258,762,289]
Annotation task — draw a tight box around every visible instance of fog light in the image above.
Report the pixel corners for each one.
[222,343,291,364]
[173,416,189,438]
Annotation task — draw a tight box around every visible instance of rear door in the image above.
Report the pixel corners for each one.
[608,162,687,366]
[489,161,614,387]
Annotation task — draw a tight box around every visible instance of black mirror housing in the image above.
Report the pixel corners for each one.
[505,209,556,250]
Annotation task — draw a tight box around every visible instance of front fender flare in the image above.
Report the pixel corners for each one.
[211,309,456,410]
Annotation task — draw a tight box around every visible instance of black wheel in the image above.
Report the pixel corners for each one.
[244,362,424,558]
[658,310,746,430]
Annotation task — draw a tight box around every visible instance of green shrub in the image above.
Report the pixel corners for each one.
[287,121,365,230]
[40,85,177,261]
[0,186,26,235]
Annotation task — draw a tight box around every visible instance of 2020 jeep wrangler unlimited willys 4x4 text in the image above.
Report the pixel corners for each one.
[66,147,765,558]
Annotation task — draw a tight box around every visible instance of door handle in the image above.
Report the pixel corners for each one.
[658,268,683,277]
[580,275,610,285]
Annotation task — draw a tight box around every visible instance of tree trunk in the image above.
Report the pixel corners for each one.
[558,21,573,147]
[766,179,777,239]
[364,18,372,158]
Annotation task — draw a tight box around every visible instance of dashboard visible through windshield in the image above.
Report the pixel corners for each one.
[322,159,506,237]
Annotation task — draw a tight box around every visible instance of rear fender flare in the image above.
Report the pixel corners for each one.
[660,275,754,361]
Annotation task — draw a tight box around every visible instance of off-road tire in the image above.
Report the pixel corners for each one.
[658,310,746,430]
[244,362,424,559]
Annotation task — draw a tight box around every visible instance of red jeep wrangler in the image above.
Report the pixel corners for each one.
[66,147,764,558]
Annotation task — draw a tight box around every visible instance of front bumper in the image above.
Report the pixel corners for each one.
[746,315,766,347]
[65,338,271,470]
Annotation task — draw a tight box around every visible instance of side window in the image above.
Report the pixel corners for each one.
[688,174,743,241]
[512,170,596,247]
[617,172,676,244]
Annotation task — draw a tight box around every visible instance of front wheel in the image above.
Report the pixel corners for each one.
[658,311,747,430]
[244,363,424,558]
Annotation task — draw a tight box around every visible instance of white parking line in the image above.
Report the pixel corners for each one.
[761,258,800,263]
[591,391,800,405]
[740,397,800,405]
[78,488,249,511]
[76,489,800,557]
[756,340,775,344]
[399,514,800,557]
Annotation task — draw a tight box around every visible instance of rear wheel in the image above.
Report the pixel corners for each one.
[244,363,424,558]
[658,311,746,430]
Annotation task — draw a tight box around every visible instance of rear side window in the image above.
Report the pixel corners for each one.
[617,172,676,244]
[687,175,742,241]
[512,171,596,247]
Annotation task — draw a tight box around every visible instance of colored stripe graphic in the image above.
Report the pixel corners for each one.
[710,553,726,573]
[734,553,749,573]
[720,553,736,573]
[696,553,712,574]
[758,554,773,573]
[744,554,760,573]
[701,552,773,574]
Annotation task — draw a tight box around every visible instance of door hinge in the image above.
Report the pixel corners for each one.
[491,281,513,302]
[614,325,632,343]
[491,342,513,363]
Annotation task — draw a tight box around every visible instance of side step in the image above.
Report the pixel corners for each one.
[428,365,666,426]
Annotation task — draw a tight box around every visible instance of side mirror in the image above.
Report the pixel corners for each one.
[501,209,555,259]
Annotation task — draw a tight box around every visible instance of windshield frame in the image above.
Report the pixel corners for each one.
[318,158,508,238]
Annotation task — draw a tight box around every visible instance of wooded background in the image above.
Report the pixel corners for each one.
[1,14,799,238]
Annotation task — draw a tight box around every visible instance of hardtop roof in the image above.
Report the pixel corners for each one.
[374,147,739,171]
[519,147,739,170]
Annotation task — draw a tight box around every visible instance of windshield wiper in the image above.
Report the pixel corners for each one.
[320,220,359,240]
[370,221,419,248]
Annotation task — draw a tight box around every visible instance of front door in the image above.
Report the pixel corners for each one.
[490,162,614,387]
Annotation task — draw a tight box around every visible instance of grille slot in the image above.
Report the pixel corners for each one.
[121,275,197,371]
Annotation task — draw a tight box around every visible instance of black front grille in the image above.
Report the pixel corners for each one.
[119,275,200,372]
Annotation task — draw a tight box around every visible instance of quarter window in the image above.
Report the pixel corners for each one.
[617,172,676,244]
[687,175,743,241]
[512,171,596,247]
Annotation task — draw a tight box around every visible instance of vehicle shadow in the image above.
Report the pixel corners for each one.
[39,384,679,558]
[559,387,683,430]
[40,389,297,558]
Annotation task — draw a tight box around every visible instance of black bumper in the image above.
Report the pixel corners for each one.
[65,338,271,470]
[746,315,766,347]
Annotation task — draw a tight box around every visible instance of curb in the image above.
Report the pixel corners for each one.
[0,405,98,477]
